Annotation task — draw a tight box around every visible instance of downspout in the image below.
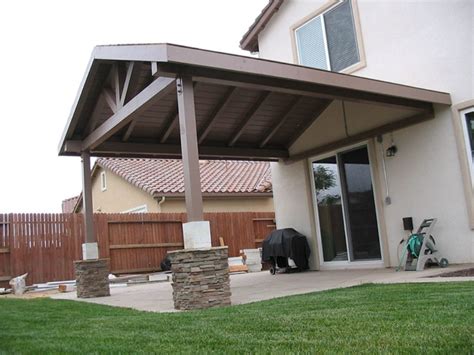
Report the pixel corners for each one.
[156,196,166,212]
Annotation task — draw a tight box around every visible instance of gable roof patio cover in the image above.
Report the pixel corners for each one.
[58,43,451,162]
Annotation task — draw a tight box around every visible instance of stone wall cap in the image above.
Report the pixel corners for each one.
[74,258,110,264]
[167,247,228,254]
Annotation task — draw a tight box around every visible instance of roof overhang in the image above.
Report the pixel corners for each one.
[59,43,451,162]
[240,0,284,52]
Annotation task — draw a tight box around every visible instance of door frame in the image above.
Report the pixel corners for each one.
[308,141,385,269]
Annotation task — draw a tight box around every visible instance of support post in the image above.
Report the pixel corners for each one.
[177,76,204,222]
[81,151,98,259]
[176,76,211,249]
[75,151,110,299]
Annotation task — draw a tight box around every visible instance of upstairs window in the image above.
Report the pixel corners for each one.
[464,111,474,161]
[100,171,107,191]
[295,0,361,72]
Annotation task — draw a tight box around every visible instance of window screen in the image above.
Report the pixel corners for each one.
[295,16,329,70]
[295,0,360,72]
[324,0,360,72]
[466,112,474,159]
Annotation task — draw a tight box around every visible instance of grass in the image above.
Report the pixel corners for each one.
[0,282,473,354]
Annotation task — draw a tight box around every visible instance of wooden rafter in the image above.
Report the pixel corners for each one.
[285,99,333,148]
[159,109,179,144]
[159,82,198,144]
[259,96,303,148]
[198,86,237,144]
[228,91,270,147]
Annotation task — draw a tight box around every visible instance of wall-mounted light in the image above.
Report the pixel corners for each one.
[386,132,398,157]
[386,145,398,157]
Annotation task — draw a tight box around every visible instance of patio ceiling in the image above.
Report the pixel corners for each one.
[58,43,451,162]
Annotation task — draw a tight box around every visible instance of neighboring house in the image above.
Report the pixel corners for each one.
[69,158,273,213]
[61,196,80,213]
[240,0,473,268]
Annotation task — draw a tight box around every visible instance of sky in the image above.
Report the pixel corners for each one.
[0,0,267,213]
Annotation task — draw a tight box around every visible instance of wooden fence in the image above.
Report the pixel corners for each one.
[0,212,275,287]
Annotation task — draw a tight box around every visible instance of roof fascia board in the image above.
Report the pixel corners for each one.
[64,140,288,160]
[58,55,98,155]
[240,0,284,52]
[92,44,169,62]
[163,45,451,105]
[153,192,274,199]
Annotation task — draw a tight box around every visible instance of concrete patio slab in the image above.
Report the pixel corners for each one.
[51,264,474,312]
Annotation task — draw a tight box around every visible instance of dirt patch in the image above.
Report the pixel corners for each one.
[432,268,474,277]
[0,289,59,299]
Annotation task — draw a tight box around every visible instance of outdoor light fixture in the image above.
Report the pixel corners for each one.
[385,133,398,157]
[386,144,398,157]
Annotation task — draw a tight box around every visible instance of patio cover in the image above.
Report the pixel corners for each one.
[58,43,451,248]
[59,43,450,162]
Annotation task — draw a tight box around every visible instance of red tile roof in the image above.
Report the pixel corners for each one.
[61,195,80,213]
[97,158,272,196]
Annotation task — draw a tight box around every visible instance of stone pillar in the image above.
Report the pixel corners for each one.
[168,247,231,310]
[74,259,110,298]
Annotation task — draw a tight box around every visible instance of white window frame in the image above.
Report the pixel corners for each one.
[295,11,332,71]
[122,205,148,214]
[291,0,366,74]
[100,171,107,192]
[308,141,385,269]
[460,107,474,187]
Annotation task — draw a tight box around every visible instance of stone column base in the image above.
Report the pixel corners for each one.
[168,247,231,310]
[74,259,110,298]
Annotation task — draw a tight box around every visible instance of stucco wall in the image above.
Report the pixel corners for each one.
[90,167,159,213]
[88,167,274,213]
[261,0,474,267]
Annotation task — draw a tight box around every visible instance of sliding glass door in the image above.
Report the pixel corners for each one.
[312,145,381,262]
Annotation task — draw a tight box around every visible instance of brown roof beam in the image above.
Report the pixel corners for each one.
[159,111,179,144]
[82,77,176,151]
[228,91,271,147]
[198,86,238,144]
[84,93,109,135]
[103,87,118,113]
[159,82,198,144]
[259,96,303,148]
[286,108,434,163]
[120,62,135,107]
[84,141,289,160]
[285,99,333,148]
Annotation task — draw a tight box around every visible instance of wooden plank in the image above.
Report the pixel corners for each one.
[0,276,12,282]
[252,218,275,221]
[0,248,9,254]
[228,91,270,147]
[229,265,248,273]
[109,243,184,250]
[198,86,237,144]
[107,219,182,224]
[111,267,161,274]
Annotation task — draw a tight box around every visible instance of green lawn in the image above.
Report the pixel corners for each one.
[0,282,473,354]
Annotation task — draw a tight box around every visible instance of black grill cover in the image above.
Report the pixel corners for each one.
[262,228,311,270]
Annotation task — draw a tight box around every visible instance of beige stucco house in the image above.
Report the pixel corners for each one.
[241,0,473,269]
[66,158,274,213]
[57,0,472,270]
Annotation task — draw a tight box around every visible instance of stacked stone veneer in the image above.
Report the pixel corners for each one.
[168,247,231,310]
[74,259,110,298]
